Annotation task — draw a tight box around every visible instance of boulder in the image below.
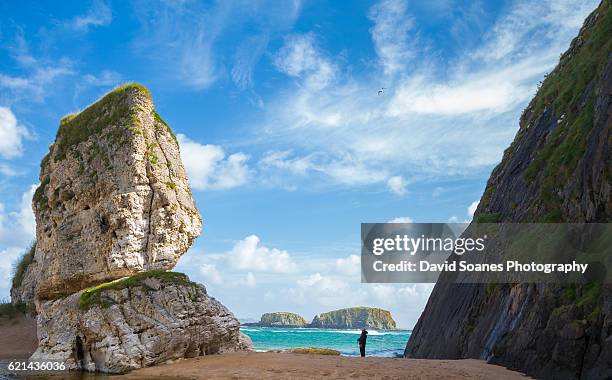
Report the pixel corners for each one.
[31,272,250,374]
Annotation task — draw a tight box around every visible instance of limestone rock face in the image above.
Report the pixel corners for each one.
[31,84,201,299]
[309,307,397,329]
[31,273,249,374]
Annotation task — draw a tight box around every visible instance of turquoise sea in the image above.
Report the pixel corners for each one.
[240,327,411,357]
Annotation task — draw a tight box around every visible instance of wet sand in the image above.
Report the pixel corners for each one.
[112,351,532,380]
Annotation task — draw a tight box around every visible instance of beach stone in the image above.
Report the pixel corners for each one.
[28,84,201,300]
[30,272,250,374]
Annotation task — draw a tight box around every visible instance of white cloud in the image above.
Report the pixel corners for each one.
[0,164,21,177]
[177,134,250,191]
[0,107,31,159]
[0,247,24,294]
[261,0,595,193]
[199,263,222,285]
[468,200,479,218]
[273,33,337,90]
[0,185,37,297]
[369,283,434,307]
[15,185,36,240]
[0,185,37,244]
[259,150,388,186]
[387,176,407,195]
[388,216,413,223]
[245,272,257,288]
[228,235,297,273]
[71,0,112,30]
[289,273,350,306]
[368,0,414,75]
[335,255,361,276]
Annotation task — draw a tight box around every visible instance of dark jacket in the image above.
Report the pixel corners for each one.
[358,330,368,345]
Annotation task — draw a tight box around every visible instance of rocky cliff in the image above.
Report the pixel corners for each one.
[246,312,307,327]
[405,2,611,379]
[11,83,250,373]
[309,307,397,330]
[26,83,200,301]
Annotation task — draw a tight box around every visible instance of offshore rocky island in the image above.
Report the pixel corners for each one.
[10,84,251,373]
[245,307,398,329]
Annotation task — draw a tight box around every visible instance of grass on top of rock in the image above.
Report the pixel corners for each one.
[11,242,36,292]
[79,271,192,310]
[154,111,178,144]
[54,83,152,162]
[287,348,341,356]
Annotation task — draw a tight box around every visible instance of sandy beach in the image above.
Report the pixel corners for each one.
[0,316,531,379]
[111,351,532,380]
[0,314,37,359]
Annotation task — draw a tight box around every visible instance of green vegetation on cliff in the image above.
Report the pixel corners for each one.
[11,242,36,292]
[54,83,152,161]
[79,271,193,310]
[309,307,397,329]
[479,0,612,219]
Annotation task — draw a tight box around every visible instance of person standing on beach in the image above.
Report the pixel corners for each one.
[358,329,368,357]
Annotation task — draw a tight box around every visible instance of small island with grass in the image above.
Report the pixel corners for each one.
[310,307,398,330]
[244,312,308,327]
[246,307,398,330]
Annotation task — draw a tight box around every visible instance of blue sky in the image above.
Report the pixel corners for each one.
[0,0,597,328]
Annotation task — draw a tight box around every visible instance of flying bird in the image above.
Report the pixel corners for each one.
[378,88,385,96]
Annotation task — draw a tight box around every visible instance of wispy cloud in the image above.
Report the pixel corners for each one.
[70,0,112,31]
[258,0,597,194]
[368,0,415,76]
[133,0,302,90]
[232,34,270,90]
[387,175,407,195]
[0,64,74,103]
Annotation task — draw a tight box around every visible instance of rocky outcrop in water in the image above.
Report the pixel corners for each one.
[13,83,249,373]
[309,307,397,330]
[405,2,612,379]
[245,312,307,327]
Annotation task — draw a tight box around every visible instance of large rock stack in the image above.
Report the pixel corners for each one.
[12,83,250,373]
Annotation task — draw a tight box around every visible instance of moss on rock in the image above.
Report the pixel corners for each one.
[79,271,192,310]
